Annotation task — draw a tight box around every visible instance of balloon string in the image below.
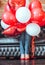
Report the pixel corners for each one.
[31,36,35,58]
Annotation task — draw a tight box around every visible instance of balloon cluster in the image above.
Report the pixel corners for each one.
[29,0,45,27]
[1,0,45,36]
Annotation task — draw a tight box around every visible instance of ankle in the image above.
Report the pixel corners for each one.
[25,54,29,57]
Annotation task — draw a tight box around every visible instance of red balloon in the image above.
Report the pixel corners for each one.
[31,20,44,27]
[40,13,45,26]
[4,4,15,15]
[39,21,45,27]
[25,20,31,26]
[8,0,26,11]
[31,8,44,22]
[31,12,45,27]
[17,22,26,32]
[29,0,42,11]
[5,4,11,12]
[2,11,17,25]
[2,26,16,36]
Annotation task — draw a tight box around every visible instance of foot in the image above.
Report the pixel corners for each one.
[20,54,25,60]
[25,54,30,60]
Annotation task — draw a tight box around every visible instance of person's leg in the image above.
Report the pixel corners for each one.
[19,32,25,59]
[25,32,32,59]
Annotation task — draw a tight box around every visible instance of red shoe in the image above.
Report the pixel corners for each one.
[20,58,25,60]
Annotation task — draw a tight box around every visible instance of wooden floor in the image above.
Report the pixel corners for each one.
[0,59,45,65]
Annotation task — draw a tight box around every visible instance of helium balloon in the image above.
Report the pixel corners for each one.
[26,23,41,36]
[2,11,17,25]
[5,4,11,12]
[8,0,26,10]
[2,26,16,36]
[31,20,45,27]
[17,23,26,32]
[1,20,10,29]
[29,0,42,11]
[4,4,15,15]
[40,13,45,26]
[31,8,44,22]
[16,7,31,23]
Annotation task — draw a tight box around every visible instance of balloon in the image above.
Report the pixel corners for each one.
[4,4,15,15]
[8,0,26,10]
[1,20,10,29]
[2,11,17,25]
[32,20,45,27]
[4,4,11,12]
[17,23,26,32]
[31,8,44,22]
[16,7,31,23]
[26,23,41,36]
[2,26,16,36]
[40,13,45,26]
[29,0,42,11]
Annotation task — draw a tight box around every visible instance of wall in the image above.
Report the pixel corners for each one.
[0,0,8,19]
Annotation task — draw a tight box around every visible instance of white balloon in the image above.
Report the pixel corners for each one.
[16,7,31,23]
[1,20,10,29]
[26,23,41,36]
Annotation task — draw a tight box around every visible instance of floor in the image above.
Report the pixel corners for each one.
[0,59,45,65]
